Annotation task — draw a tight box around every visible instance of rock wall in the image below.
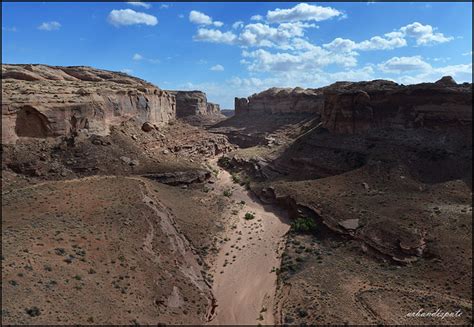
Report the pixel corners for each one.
[206,102,220,115]
[234,77,472,134]
[170,91,221,117]
[322,77,473,134]
[234,87,324,116]
[2,64,176,144]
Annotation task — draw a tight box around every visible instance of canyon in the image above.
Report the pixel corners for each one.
[1,65,472,325]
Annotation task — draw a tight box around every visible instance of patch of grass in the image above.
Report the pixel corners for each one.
[223,189,233,197]
[244,212,255,220]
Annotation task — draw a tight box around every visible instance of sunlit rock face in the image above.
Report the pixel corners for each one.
[2,64,176,144]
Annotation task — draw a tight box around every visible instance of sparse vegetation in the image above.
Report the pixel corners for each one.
[223,189,233,197]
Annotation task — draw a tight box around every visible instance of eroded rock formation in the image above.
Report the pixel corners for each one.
[2,64,176,144]
[170,91,221,117]
[235,87,324,116]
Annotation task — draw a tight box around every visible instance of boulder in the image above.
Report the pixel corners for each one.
[141,122,154,132]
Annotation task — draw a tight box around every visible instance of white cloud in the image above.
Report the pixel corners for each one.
[356,35,407,50]
[178,14,184,19]
[126,2,151,9]
[324,33,406,52]
[37,21,61,31]
[399,22,453,45]
[132,53,160,63]
[189,10,213,25]
[121,68,134,74]
[266,3,342,23]
[160,4,170,9]
[378,56,432,73]
[396,63,472,84]
[210,64,225,71]
[189,10,224,27]
[107,9,158,27]
[463,51,473,56]
[250,15,263,21]
[241,47,357,73]
[232,21,244,29]
[239,22,316,49]
[323,21,450,52]
[193,28,237,44]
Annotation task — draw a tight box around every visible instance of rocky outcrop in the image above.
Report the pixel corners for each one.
[235,87,324,116]
[2,64,176,144]
[171,91,221,117]
[321,77,472,134]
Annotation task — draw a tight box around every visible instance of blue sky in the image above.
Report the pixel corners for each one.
[2,2,472,109]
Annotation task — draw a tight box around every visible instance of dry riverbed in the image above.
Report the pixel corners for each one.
[206,159,290,325]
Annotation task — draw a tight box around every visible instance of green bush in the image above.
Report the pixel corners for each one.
[223,189,233,197]
[292,217,317,233]
[244,212,255,220]
[218,156,231,168]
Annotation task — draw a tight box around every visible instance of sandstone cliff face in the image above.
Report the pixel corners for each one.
[322,77,473,134]
[2,64,176,144]
[206,102,221,115]
[170,91,221,117]
[235,87,324,116]
[234,77,472,134]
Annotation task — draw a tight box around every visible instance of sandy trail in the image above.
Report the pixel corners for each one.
[207,160,290,325]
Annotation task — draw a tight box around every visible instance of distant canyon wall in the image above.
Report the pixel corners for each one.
[235,87,324,116]
[235,77,472,134]
[168,91,221,118]
[1,65,221,144]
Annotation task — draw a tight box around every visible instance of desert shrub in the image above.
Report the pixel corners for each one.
[292,216,317,233]
[218,156,231,168]
[223,189,233,197]
[231,173,241,184]
[244,212,255,220]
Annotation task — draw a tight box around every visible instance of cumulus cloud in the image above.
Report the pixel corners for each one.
[189,10,213,25]
[266,3,342,23]
[250,15,263,21]
[210,64,225,71]
[126,2,151,9]
[239,22,316,49]
[193,28,237,44]
[241,46,357,73]
[378,56,432,73]
[399,22,453,45]
[120,68,134,74]
[189,10,223,27]
[107,9,158,27]
[324,21,450,52]
[37,21,61,31]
